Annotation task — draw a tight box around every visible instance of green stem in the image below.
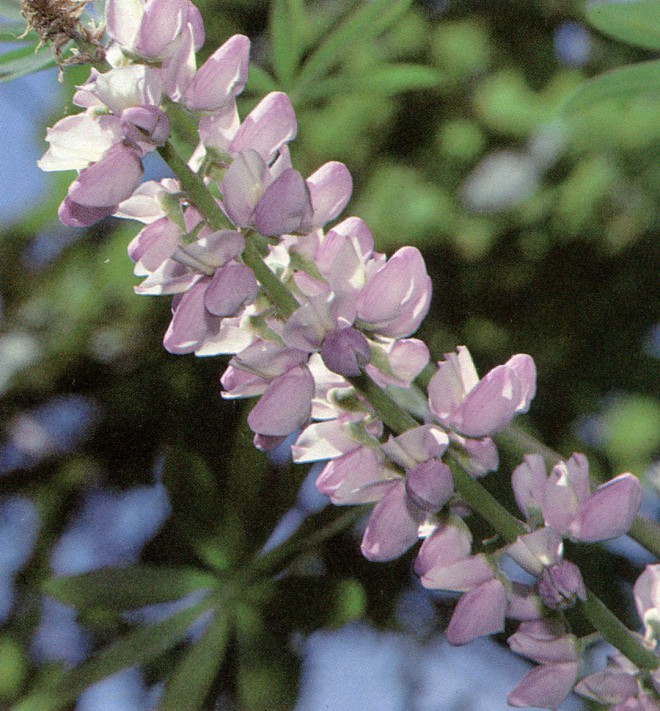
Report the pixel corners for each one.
[242,237,299,318]
[157,143,233,232]
[347,374,420,434]
[582,590,659,670]
[449,459,526,543]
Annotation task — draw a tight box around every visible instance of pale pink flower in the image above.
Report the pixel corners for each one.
[507,620,580,710]
[512,453,642,543]
[428,345,536,437]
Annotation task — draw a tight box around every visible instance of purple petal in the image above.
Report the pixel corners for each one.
[405,459,453,512]
[507,662,579,710]
[253,168,313,236]
[230,92,297,164]
[452,363,522,437]
[414,523,473,578]
[446,579,507,645]
[538,561,587,610]
[306,161,353,229]
[315,448,398,505]
[135,0,188,57]
[184,34,250,111]
[320,327,371,377]
[575,670,639,704]
[572,473,642,542]
[360,481,421,561]
[68,144,143,208]
[507,620,579,664]
[163,279,217,354]
[247,365,314,436]
[204,263,258,317]
[420,553,495,593]
[58,199,116,227]
[357,246,432,338]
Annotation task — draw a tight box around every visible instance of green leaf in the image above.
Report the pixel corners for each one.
[0,42,54,82]
[246,61,278,95]
[585,1,660,51]
[302,63,445,101]
[561,59,660,114]
[158,609,231,711]
[294,0,414,97]
[270,0,306,87]
[15,599,214,711]
[43,565,218,611]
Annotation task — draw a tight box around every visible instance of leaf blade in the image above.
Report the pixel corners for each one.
[294,0,414,96]
[158,609,231,711]
[586,1,660,51]
[561,59,660,115]
[15,600,214,711]
[0,42,54,82]
[43,565,218,611]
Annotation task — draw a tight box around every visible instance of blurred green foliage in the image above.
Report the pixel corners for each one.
[0,0,658,708]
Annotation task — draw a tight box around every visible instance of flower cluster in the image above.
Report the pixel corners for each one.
[37,1,657,708]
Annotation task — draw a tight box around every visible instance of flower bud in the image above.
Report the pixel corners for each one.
[320,327,371,377]
[538,561,587,610]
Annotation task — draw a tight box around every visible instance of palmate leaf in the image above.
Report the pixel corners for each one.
[16,599,215,711]
[270,0,305,88]
[0,41,54,82]
[561,59,660,114]
[301,63,446,102]
[293,0,414,97]
[586,1,660,51]
[43,564,218,611]
[158,609,231,711]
